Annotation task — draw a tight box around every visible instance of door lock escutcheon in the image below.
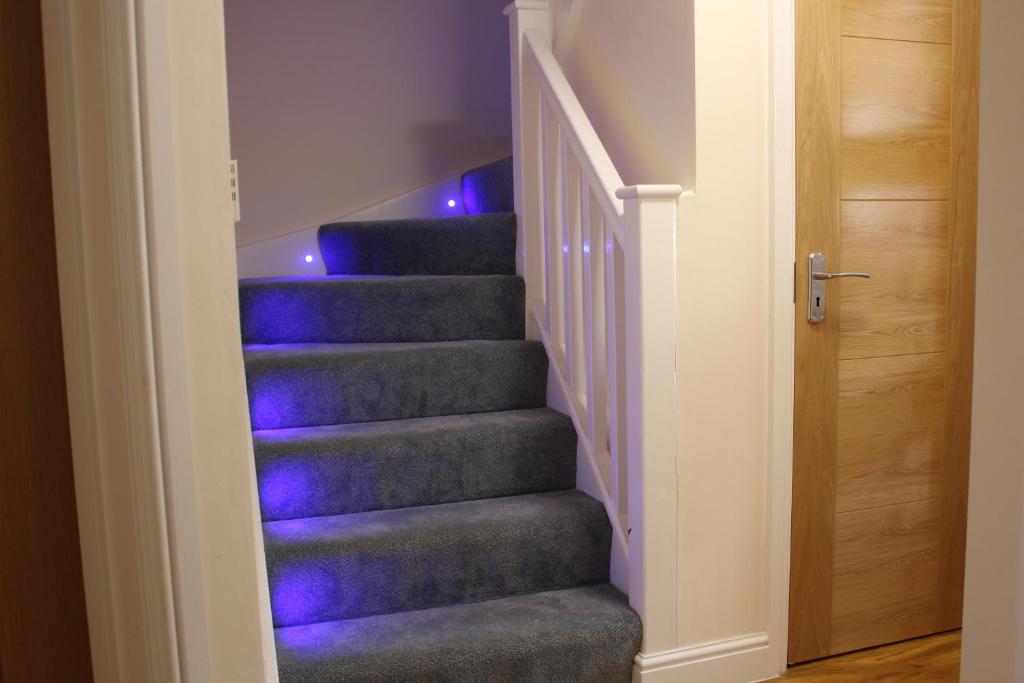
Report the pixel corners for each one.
[807,252,871,324]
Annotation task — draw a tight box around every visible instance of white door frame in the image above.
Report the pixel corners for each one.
[41,1,277,680]
[767,0,797,675]
[41,0,798,681]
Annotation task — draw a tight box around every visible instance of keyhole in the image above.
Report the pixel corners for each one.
[816,296,821,308]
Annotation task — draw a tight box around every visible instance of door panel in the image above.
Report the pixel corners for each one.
[836,353,945,513]
[841,0,953,43]
[790,0,978,663]
[839,201,950,359]
[831,500,941,653]
[840,37,951,200]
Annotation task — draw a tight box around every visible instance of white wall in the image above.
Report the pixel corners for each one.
[961,1,1024,679]
[552,0,778,674]
[224,0,512,247]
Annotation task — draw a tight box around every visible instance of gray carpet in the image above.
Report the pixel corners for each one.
[244,340,548,430]
[264,490,611,626]
[239,195,641,680]
[275,584,641,683]
[254,408,576,520]
[240,275,524,344]
[318,213,516,276]
[462,156,514,215]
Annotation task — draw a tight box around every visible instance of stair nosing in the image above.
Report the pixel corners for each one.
[261,489,601,546]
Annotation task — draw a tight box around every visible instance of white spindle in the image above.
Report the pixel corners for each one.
[581,192,608,458]
[562,151,585,409]
[542,107,565,363]
[558,134,574,379]
[604,235,627,521]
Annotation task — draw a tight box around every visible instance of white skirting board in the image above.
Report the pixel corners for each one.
[633,633,780,683]
[235,173,466,279]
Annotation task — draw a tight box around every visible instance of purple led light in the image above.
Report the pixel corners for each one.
[304,254,314,263]
[447,198,457,208]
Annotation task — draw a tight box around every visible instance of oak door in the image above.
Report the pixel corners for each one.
[789,0,979,663]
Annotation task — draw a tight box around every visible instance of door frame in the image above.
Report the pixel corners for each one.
[768,0,797,674]
[41,1,277,680]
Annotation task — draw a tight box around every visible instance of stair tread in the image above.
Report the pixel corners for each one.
[318,213,516,276]
[253,408,577,520]
[252,406,568,439]
[274,584,640,683]
[243,338,541,355]
[239,274,524,344]
[241,273,516,283]
[263,489,602,547]
[262,490,610,625]
[320,212,515,230]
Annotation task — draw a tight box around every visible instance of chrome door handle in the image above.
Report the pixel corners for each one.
[812,271,871,280]
[808,252,870,324]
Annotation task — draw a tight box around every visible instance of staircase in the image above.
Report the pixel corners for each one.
[238,162,641,681]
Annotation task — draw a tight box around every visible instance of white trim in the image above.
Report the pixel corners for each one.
[42,1,278,680]
[767,0,796,674]
[634,633,778,683]
[41,1,181,679]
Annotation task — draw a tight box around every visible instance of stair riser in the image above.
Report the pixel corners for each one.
[244,342,548,430]
[462,156,514,215]
[239,276,525,345]
[255,411,576,520]
[263,496,611,627]
[318,213,516,276]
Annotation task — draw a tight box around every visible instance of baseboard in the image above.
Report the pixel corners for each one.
[633,633,782,683]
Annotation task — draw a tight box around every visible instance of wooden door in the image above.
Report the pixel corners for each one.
[789,0,979,663]
[0,2,94,680]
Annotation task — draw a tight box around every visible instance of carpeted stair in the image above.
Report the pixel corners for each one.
[238,163,641,682]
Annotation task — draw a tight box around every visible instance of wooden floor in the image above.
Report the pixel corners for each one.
[768,631,961,682]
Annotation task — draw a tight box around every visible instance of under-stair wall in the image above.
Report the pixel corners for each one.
[509,1,790,681]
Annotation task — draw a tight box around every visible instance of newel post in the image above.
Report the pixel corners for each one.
[617,185,684,657]
[504,0,550,339]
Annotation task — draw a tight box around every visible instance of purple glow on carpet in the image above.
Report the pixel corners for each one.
[258,459,319,520]
[249,386,293,431]
[276,620,342,653]
[271,563,338,627]
[461,173,484,215]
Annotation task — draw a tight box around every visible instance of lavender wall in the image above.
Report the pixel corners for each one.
[225,0,512,247]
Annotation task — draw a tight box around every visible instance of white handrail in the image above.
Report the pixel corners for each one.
[506,0,683,659]
[522,30,625,229]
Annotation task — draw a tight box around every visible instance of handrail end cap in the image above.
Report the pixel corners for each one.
[615,185,685,200]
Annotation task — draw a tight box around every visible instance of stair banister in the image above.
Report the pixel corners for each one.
[505,0,683,659]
